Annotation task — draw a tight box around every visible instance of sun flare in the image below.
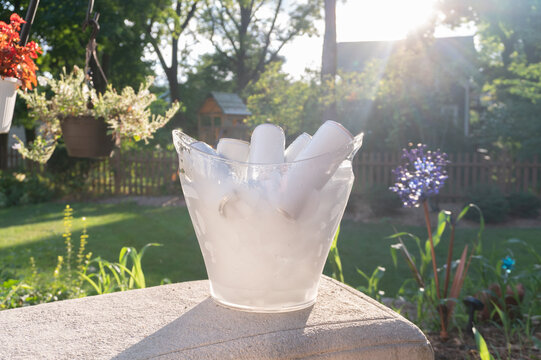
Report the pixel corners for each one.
[337,0,438,42]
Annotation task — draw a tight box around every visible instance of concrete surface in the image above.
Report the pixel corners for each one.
[0,276,433,359]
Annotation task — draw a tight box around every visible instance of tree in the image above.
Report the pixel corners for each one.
[438,0,541,158]
[365,44,470,152]
[244,61,380,139]
[200,0,321,93]
[178,53,235,135]
[135,0,200,103]
[0,0,153,89]
[321,0,336,122]
[245,61,318,136]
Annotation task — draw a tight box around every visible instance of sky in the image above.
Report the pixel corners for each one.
[281,0,476,77]
[148,0,476,83]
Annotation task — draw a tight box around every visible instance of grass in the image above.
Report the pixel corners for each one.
[0,202,206,286]
[1,202,540,296]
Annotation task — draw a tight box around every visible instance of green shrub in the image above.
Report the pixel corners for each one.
[46,144,96,195]
[507,192,541,218]
[0,171,53,207]
[366,185,402,216]
[464,185,509,223]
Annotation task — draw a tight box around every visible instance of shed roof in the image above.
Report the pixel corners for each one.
[205,91,252,116]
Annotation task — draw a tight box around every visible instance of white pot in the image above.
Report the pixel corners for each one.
[0,77,21,133]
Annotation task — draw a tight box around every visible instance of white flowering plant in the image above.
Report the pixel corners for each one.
[13,66,180,163]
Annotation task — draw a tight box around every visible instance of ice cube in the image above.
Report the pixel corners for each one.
[249,123,285,164]
[284,132,311,162]
[277,121,354,219]
[217,138,250,162]
[191,141,217,156]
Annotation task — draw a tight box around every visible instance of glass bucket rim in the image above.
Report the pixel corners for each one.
[172,129,363,168]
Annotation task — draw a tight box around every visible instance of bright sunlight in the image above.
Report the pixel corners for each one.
[338,0,438,41]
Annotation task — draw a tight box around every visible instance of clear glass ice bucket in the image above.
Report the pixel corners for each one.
[173,130,362,312]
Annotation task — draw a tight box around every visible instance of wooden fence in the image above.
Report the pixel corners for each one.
[6,149,181,196]
[6,149,541,199]
[352,152,541,199]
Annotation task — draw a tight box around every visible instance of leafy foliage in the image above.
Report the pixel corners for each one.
[0,205,91,309]
[473,327,496,360]
[0,170,52,207]
[328,225,344,283]
[80,243,163,295]
[365,185,402,217]
[0,0,152,90]
[464,185,509,223]
[439,0,541,158]
[389,203,484,338]
[177,55,235,135]
[245,62,318,136]
[0,205,162,310]
[14,66,180,163]
[132,0,200,103]
[356,266,386,302]
[245,62,382,138]
[95,77,181,142]
[506,192,541,219]
[468,238,541,358]
[200,0,321,92]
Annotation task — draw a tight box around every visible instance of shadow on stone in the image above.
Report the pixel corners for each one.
[112,297,313,359]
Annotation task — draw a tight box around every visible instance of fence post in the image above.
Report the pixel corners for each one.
[533,155,539,195]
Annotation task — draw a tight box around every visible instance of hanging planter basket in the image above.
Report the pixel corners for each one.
[0,77,21,134]
[60,115,114,158]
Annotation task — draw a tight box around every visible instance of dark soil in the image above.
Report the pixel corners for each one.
[428,326,541,360]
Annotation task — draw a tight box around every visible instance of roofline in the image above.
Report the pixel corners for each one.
[337,35,475,46]
[202,91,252,116]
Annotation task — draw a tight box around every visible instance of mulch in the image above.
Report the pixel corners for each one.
[428,326,541,360]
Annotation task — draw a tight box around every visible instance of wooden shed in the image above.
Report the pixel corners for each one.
[197,92,251,145]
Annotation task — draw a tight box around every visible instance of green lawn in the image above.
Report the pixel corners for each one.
[0,202,206,286]
[337,219,541,295]
[1,202,540,296]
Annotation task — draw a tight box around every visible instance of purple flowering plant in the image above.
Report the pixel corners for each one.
[388,143,483,340]
[390,144,449,208]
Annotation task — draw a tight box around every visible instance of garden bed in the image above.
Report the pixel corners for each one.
[428,326,541,360]
[1,200,540,359]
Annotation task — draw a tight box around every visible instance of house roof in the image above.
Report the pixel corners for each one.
[337,36,476,75]
[207,91,252,116]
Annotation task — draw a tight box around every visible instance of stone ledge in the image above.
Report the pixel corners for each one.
[0,276,433,359]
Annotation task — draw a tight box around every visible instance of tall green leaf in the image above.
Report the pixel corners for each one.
[328,225,344,283]
[473,327,495,360]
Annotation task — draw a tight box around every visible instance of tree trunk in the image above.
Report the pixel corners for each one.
[321,0,337,122]
[166,68,180,103]
[236,3,252,93]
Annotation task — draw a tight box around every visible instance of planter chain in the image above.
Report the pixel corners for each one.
[82,0,107,97]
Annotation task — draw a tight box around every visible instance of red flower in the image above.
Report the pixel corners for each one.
[9,13,25,25]
[0,12,41,90]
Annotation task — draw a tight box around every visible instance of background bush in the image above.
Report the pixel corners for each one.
[0,171,53,207]
[507,191,541,219]
[366,185,403,216]
[464,185,509,223]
